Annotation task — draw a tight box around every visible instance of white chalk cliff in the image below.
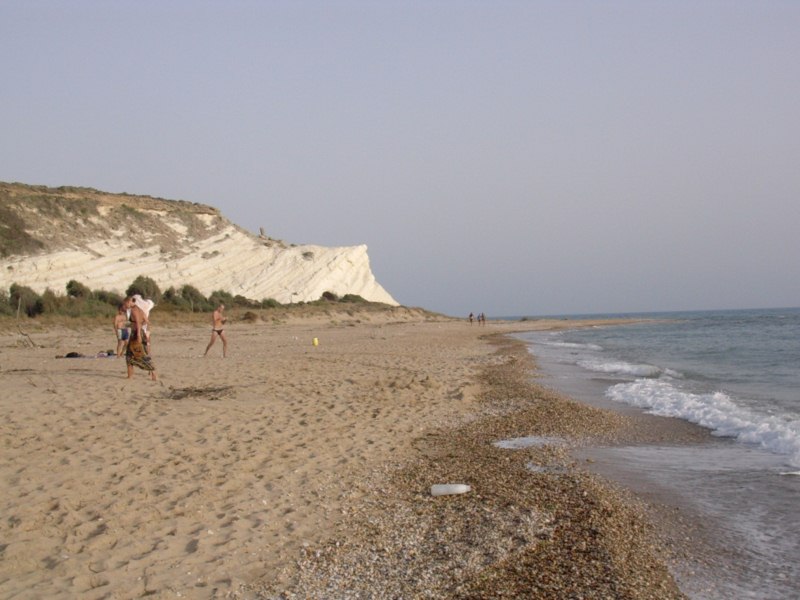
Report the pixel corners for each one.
[0,183,398,305]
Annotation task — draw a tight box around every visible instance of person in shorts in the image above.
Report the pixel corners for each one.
[113,305,131,357]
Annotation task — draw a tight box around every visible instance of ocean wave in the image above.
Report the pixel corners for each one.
[663,368,684,379]
[542,341,604,352]
[606,379,800,467]
[577,359,662,378]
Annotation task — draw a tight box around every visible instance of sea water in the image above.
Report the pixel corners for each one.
[514,308,800,600]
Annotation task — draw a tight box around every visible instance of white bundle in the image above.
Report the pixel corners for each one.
[132,294,155,318]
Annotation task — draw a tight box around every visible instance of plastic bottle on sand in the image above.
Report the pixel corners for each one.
[430,484,471,496]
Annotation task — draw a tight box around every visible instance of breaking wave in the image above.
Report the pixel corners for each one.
[606,379,800,467]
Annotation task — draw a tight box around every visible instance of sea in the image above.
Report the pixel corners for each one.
[511,308,800,600]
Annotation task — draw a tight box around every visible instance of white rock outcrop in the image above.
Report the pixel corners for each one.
[0,184,398,305]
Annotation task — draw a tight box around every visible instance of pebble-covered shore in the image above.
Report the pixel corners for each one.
[249,334,689,599]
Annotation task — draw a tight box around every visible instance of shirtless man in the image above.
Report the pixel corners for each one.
[113,305,130,357]
[204,303,228,357]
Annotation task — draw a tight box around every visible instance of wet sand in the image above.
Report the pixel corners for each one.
[1,310,689,598]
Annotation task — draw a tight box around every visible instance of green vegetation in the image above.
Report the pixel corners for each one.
[340,294,367,303]
[9,284,43,317]
[0,278,382,320]
[0,183,404,325]
[66,279,92,298]
[126,275,163,304]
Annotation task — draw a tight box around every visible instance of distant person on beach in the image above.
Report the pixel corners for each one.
[204,303,228,357]
[469,312,474,324]
[124,296,157,380]
[113,306,130,357]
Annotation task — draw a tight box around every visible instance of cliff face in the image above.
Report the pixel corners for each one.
[0,182,398,305]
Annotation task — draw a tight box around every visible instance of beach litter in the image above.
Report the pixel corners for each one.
[430,484,471,496]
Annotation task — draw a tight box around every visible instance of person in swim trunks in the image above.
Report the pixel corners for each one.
[204,302,228,357]
[113,305,131,357]
[123,296,157,380]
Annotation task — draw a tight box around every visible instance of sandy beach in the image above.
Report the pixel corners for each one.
[1,309,690,599]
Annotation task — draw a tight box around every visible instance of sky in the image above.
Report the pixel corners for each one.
[2,1,799,317]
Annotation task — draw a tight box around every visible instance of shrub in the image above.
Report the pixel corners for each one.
[0,290,12,315]
[66,279,92,299]
[162,286,179,304]
[61,297,117,318]
[126,275,162,303]
[94,289,124,308]
[208,290,234,308]
[9,283,43,317]
[180,284,210,312]
[162,286,192,312]
[260,298,281,309]
[233,294,258,308]
[321,291,338,302]
[41,288,66,313]
[340,294,367,303]
[87,298,116,317]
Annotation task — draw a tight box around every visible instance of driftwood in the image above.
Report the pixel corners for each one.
[16,325,37,348]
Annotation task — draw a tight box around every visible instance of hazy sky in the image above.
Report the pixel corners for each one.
[2,1,798,316]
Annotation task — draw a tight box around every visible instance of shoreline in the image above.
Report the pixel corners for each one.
[1,314,688,598]
[253,330,687,598]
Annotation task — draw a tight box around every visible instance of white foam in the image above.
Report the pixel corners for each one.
[578,359,662,378]
[543,341,604,352]
[663,368,684,379]
[494,436,564,449]
[606,379,800,467]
